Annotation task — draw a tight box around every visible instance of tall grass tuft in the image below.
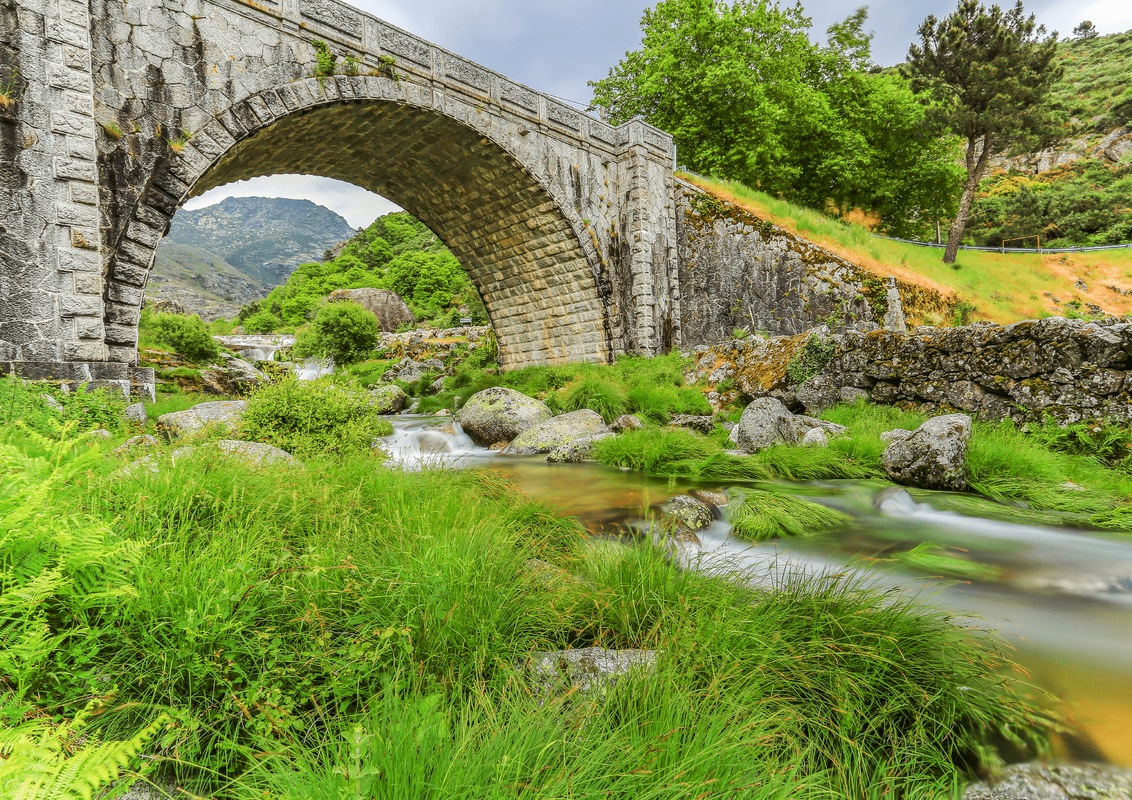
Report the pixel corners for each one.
[592,427,771,480]
[564,373,629,422]
[728,490,851,540]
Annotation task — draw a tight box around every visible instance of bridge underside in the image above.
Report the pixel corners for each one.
[188,100,613,368]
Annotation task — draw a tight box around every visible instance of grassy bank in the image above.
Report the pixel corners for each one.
[681,173,1132,325]
[1,387,1056,797]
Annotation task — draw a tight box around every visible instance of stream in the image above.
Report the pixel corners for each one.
[382,414,1132,765]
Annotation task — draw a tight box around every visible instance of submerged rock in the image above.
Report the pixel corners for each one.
[964,762,1132,800]
[663,495,715,531]
[882,413,971,491]
[503,409,608,455]
[456,387,553,447]
[156,400,247,440]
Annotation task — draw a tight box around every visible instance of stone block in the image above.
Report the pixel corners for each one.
[69,182,98,205]
[105,323,138,345]
[117,239,155,268]
[58,247,100,272]
[65,136,97,161]
[45,18,88,48]
[107,345,137,364]
[47,65,92,94]
[63,341,109,362]
[124,219,161,249]
[60,293,102,317]
[106,283,144,305]
[71,227,100,250]
[62,90,93,116]
[74,315,104,339]
[56,202,98,227]
[51,110,91,136]
[114,260,150,286]
[72,272,101,294]
[106,302,140,325]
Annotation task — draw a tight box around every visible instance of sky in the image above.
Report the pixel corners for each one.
[184,0,1132,228]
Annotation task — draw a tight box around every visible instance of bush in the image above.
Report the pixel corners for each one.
[292,302,380,366]
[240,376,393,457]
[147,313,221,363]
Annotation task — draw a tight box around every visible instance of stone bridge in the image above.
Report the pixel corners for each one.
[1,0,681,393]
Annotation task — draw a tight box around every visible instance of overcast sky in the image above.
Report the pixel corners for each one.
[185,0,1132,228]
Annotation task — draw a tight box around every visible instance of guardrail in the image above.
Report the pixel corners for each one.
[674,170,1132,255]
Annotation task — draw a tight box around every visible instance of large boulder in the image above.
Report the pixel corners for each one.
[503,409,608,455]
[157,400,247,440]
[729,398,847,453]
[202,357,267,396]
[368,385,408,414]
[327,288,415,332]
[455,387,553,447]
[882,413,972,491]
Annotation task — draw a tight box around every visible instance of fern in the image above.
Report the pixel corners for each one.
[0,707,168,800]
[0,422,146,706]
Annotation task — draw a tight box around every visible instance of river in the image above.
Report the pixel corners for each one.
[383,413,1132,765]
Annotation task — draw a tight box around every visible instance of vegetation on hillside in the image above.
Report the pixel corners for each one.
[1047,27,1132,132]
[682,173,1132,324]
[591,1,963,238]
[236,212,486,334]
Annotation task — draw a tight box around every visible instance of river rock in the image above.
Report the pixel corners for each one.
[517,647,656,698]
[670,414,715,434]
[964,762,1132,800]
[368,385,408,414]
[156,400,247,440]
[397,360,426,383]
[545,432,614,463]
[429,377,446,395]
[123,402,148,425]
[690,488,729,508]
[327,288,414,332]
[455,387,553,447]
[663,495,715,531]
[882,413,972,491]
[610,414,644,433]
[730,397,795,452]
[801,428,828,447]
[503,409,608,455]
[209,356,267,395]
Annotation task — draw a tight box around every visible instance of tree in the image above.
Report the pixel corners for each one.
[292,301,379,366]
[1072,20,1098,40]
[590,1,961,235]
[905,1,1062,263]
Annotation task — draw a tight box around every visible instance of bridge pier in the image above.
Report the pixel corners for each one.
[1,0,679,393]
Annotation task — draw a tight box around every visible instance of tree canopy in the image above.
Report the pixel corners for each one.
[905,0,1062,262]
[590,0,962,237]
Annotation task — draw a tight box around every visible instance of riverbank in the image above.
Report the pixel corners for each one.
[0,375,1073,799]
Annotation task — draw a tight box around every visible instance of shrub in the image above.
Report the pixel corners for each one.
[147,313,221,363]
[243,309,281,334]
[785,334,834,385]
[240,376,393,457]
[292,302,380,366]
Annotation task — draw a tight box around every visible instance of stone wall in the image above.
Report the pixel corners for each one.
[674,179,955,346]
[711,317,1132,425]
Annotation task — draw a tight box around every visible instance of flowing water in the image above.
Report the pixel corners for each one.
[380,414,1132,765]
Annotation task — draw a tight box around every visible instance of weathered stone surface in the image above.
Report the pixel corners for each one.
[517,647,656,698]
[156,400,247,439]
[368,385,408,414]
[663,495,715,531]
[669,414,714,434]
[456,387,552,446]
[730,397,794,452]
[122,402,147,425]
[112,434,158,458]
[801,428,828,447]
[215,440,296,467]
[882,414,972,491]
[503,409,607,455]
[545,431,614,463]
[610,414,644,433]
[964,762,1132,800]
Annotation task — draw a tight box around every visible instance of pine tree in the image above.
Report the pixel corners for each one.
[905,0,1062,263]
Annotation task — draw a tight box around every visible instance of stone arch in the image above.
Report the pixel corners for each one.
[107,75,615,369]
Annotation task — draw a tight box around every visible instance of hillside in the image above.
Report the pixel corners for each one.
[150,197,357,319]
[683,174,1132,326]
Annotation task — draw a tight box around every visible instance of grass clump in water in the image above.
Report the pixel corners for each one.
[592,427,771,481]
[729,490,851,540]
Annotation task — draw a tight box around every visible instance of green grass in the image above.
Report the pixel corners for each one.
[593,427,773,481]
[1,422,1056,798]
[728,490,852,540]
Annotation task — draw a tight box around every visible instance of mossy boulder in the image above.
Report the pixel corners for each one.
[503,409,608,455]
[455,387,553,447]
[368,385,408,414]
[157,400,247,440]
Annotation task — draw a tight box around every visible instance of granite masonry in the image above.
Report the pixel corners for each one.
[1,0,678,394]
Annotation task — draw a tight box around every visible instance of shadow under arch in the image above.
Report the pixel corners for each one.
[117,81,615,369]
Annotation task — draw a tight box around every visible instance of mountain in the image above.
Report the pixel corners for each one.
[150,197,357,320]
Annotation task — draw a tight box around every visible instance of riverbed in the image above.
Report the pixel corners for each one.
[383,413,1132,765]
